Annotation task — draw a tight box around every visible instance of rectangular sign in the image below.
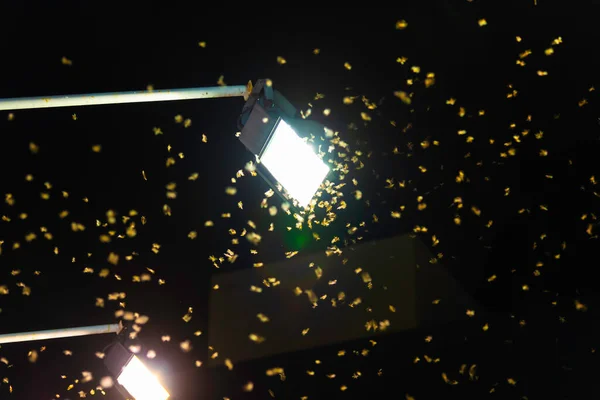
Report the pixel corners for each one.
[207,235,421,365]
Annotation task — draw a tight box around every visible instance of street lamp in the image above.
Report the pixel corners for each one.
[104,341,170,400]
[237,79,330,208]
[0,322,170,400]
[0,79,331,208]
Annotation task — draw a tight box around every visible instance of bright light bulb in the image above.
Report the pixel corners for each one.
[117,355,169,400]
[260,119,329,207]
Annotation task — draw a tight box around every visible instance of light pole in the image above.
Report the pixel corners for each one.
[0,79,331,208]
[0,323,122,344]
[0,85,249,110]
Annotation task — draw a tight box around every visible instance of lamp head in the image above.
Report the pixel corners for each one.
[237,79,330,208]
[104,342,170,400]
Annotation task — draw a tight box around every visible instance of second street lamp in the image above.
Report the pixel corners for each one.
[104,341,170,400]
[0,79,331,208]
[0,322,171,400]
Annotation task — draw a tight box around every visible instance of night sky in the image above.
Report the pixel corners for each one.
[1,2,600,399]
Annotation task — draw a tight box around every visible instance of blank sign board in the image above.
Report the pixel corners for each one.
[207,234,480,365]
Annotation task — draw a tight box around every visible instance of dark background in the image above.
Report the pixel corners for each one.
[1,1,599,399]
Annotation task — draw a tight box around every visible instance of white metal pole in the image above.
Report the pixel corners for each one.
[0,85,248,111]
[0,323,121,344]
